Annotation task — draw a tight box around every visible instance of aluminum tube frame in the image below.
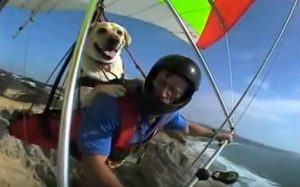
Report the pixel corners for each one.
[57,1,99,187]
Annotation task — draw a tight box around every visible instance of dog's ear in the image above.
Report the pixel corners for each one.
[89,22,97,33]
[124,28,132,47]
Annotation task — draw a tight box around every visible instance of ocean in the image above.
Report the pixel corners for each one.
[186,138,300,187]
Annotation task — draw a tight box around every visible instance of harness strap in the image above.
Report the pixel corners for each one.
[113,94,139,151]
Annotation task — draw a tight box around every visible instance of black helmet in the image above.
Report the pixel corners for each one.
[134,54,201,115]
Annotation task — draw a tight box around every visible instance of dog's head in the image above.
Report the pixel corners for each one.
[84,21,132,64]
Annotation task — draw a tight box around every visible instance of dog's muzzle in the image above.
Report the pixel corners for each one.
[94,43,118,60]
[106,36,120,49]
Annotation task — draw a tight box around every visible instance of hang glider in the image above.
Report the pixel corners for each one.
[8,0,254,48]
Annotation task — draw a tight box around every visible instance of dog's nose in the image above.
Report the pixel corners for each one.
[107,36,120,47]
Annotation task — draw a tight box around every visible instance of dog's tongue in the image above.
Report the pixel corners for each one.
[103,50,116,58]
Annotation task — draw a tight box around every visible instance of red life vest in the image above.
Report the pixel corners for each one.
[113,94,139,151]
[9,93,140,153]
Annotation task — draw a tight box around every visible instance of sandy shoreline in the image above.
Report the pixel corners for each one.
[0,96,45,114]
[0,154,44,187]
[0,135,47,187]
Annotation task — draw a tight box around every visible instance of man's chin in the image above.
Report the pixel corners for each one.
[151,94,172,105]
[160,98,172,105]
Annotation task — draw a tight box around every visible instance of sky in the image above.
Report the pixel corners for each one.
[0,1,299,154]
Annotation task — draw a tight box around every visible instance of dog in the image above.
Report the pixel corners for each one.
[79,21,132,107]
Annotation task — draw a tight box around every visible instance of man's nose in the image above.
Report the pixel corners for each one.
[159,87,170,98]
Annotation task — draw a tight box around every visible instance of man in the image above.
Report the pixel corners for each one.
[77,54,232,187]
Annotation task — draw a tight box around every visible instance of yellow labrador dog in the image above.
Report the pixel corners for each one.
[80,22,131,107]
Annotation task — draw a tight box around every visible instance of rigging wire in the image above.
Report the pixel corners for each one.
[225,32,235,124]
[23,26,31,78]
[208,0,236,124]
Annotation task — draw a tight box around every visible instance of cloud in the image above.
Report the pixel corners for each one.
[234,50,255,61]
[181,90,300,128]
[229,92,300,124]
[222,91,299,124]
[232,46,267,61]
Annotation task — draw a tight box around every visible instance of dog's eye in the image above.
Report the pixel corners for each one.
[116,30,123,36]
[98,28,107,34]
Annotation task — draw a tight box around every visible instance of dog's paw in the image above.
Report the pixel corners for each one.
[95,84,126,98]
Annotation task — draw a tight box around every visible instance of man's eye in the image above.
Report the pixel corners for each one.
[170,87,184,98]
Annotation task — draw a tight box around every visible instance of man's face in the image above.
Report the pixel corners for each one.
[152,70,189,104]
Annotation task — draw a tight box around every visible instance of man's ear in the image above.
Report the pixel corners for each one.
[123,28,132,46]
